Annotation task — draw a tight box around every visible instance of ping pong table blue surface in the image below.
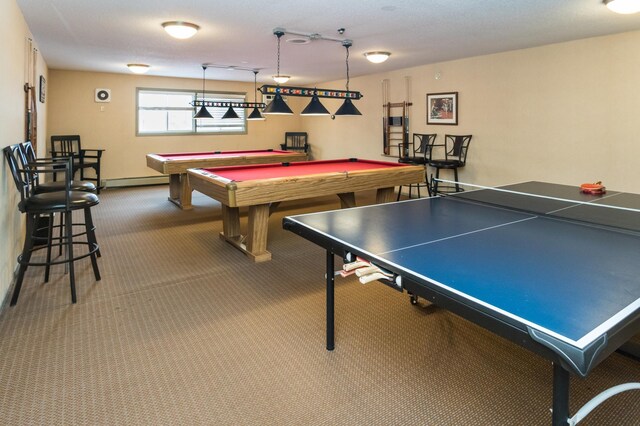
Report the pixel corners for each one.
[283,181,640,377]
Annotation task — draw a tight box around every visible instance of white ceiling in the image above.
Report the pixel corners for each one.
[16,0,640,85]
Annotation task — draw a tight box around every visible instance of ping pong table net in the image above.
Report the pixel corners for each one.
[444,181,640,234]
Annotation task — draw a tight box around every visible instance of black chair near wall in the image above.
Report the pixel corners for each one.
[4,143,101,306]
[280,132,309,155]
[397,133,437,200]
[50,135,105,193]
[427,134,473,194]
[21,141,100,256]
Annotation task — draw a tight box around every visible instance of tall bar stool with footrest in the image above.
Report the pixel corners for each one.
[427,134,472,194]
[4,144,101,306]
[20,141,101,257]
[397,133,437,200]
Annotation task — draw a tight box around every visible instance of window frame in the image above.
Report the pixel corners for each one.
[136,87,248,136]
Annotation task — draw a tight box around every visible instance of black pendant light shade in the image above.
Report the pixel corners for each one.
[334,41,361,116]
[194,65,212,119]
[301,94,330,116]
[263,93,294,115]
[247,107,265,120]
[334,98,362,116]
[194,105,213,119]
[222,106,239,119]
[247,70,266,120]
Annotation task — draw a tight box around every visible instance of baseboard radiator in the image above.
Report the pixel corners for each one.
[103,175,169,188]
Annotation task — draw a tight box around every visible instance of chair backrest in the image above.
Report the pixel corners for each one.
[3,144,30,201]
[21,141,37,162]
[413,133,437,157]
[283,132,309,153]
[444,134,472,165]
[51,135,81,158]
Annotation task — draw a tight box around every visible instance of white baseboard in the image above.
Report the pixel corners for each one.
[104,175,168,188]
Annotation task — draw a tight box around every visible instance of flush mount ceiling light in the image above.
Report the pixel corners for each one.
[364,51,391,64]
[162,21,200,39]
[127,64,150,74]
[603,0,640,13]
[271,30,291,84]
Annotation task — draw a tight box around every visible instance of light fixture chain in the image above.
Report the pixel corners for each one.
[277,34,282,77]
[345,45,350,91]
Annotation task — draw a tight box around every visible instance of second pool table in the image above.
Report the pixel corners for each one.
[188,158,425,261]
[146,149,308,209]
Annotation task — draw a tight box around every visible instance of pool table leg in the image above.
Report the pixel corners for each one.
[167,173,193,210]
[337,192,356,208]
[219,204,272,262]
[375,187,396,204]
[246,204,272,262]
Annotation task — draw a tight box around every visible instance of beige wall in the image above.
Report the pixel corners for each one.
[1,0,48,303]
[304,30,640,192]
[47,71,305,181]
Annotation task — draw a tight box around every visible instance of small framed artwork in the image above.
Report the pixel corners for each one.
[427,92,457,125]
[39,75,46,103]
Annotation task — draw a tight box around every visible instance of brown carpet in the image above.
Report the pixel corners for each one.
[0,185,638,425]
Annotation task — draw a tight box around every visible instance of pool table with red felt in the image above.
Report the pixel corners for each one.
[146,149,308,209]
[188,158,425,262]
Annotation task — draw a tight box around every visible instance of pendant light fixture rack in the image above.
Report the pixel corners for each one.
[261,27,363,116]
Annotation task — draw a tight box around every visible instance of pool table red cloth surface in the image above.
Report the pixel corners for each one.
[146,149,307,209]
[188,158,425,261]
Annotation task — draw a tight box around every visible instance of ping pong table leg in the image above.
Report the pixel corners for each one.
[552,362,570,426]
[326,250,335,351]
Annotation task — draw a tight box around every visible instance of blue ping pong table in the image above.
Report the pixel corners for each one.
[282,181,640,425]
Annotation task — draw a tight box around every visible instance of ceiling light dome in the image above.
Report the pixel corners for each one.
[162,21,200,39]
[603,0,640,14]
[364,51,391,64]
[127,64,150,74]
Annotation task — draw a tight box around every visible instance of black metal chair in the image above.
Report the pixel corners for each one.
[50,135,105,193]
[427,134,472,194]
[280,132,309,155]
[21,141,100,257]
[4,143,101,306]
[397,133,437,200]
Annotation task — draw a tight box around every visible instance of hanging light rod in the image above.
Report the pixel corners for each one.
[273,27,352,45]
[204,63,265,72]
[192,100,266,109]
[259,84,362,100]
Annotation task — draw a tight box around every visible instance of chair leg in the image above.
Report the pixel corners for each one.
[396,186,402,201]
[454,168,460,192]
[65,211,77,304]
[44,213,54,282]
[425,167,432,197]
[11,214,37,306]
[95,165,101,194]
[433,169,441,194]
[84,207,101,281]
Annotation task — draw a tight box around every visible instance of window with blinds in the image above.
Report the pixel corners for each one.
[136,88,247,135]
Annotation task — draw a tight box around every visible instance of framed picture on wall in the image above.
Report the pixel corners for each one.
[427,92,457,125]
[39,75,46,103]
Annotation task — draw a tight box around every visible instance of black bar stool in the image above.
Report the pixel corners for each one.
[427,134,472,194]
[4,144,101,306]
[20,141,101,257]
[397,133,437,200]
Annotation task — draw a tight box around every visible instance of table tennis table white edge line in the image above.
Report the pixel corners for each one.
[285,217,588,349]
[285,215,640,350]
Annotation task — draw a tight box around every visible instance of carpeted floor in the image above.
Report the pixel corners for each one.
[0,185,638,425]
